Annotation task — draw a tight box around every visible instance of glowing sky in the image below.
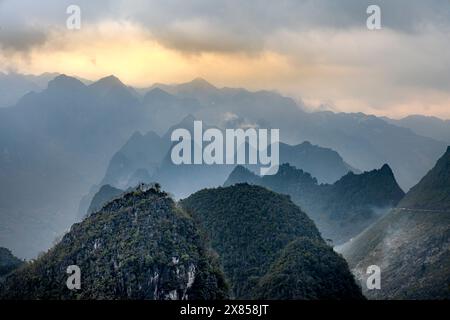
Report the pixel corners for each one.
[1,0,449,118]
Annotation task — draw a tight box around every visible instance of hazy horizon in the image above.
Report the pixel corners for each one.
[2,70,450,122]
[1,0,450,119]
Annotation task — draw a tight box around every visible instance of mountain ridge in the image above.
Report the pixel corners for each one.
[398,146,450,210]
[0,72,446,259]
[224,162,405,244]
[340,147,450,299]
[181,184,364,299]
[0,186,229,299]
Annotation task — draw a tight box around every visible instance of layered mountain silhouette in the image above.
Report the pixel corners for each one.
[340,147,450,299]
[0,74,446,260]
[150,78,446,190]
[99,116,357,199]
[278,141,357,183]
[0,69,447,299]
[100,131,169,189]
[151,116,235,198]
[0,183,367,300]
[181,184,364,299]
[142,87,203,134]
[385,115,450,144]
[0,74,157,258]
[0,185,229,300]
[224,163,405,244]
[0,72,60,108]
[294,112,446,190]
[86,184,123,216]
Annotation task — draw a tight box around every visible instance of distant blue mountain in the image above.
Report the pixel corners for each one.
[149,79,447,190]
[99,115,358,199]
[385,114,450,143]
[224,163,405,244]
[0,74,446,258]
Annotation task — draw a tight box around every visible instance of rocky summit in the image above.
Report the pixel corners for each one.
[0,185,228,300]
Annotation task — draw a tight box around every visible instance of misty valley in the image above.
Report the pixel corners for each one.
[0,73,449,301]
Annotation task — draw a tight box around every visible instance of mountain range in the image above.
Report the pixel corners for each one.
[384,115,450,144]
[0,75,164,258]
[224,163,405,245]
[148,78,446,190]
[0,183,364,300]
[0,72,448,300]
[93,116,357,201]
[0,73,447,259]
[0,185,229,299]
[0,72,58,108]
[340,147,450,299]
[180,184,364,299]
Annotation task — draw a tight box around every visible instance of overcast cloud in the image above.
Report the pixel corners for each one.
[2,0,449,53]
[0,0,449,118]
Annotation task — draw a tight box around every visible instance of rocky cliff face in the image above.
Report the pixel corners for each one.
[0,185,228,299]
[398,146,450,210]
[340,147,450,299]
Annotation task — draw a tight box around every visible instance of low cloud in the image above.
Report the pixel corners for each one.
[2,0,450,54]
[0,26,47,52]
[1,0,450,118]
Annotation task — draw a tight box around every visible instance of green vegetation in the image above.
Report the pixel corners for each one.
[225,163,405,244]
[341,147,450,299]
[255,237,364,300]
[1,183,367,300]
[181,184,364,299]
[86,184,123,215]
[0,186,229,300]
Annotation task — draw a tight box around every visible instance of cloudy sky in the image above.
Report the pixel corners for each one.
[0,0,449,118]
